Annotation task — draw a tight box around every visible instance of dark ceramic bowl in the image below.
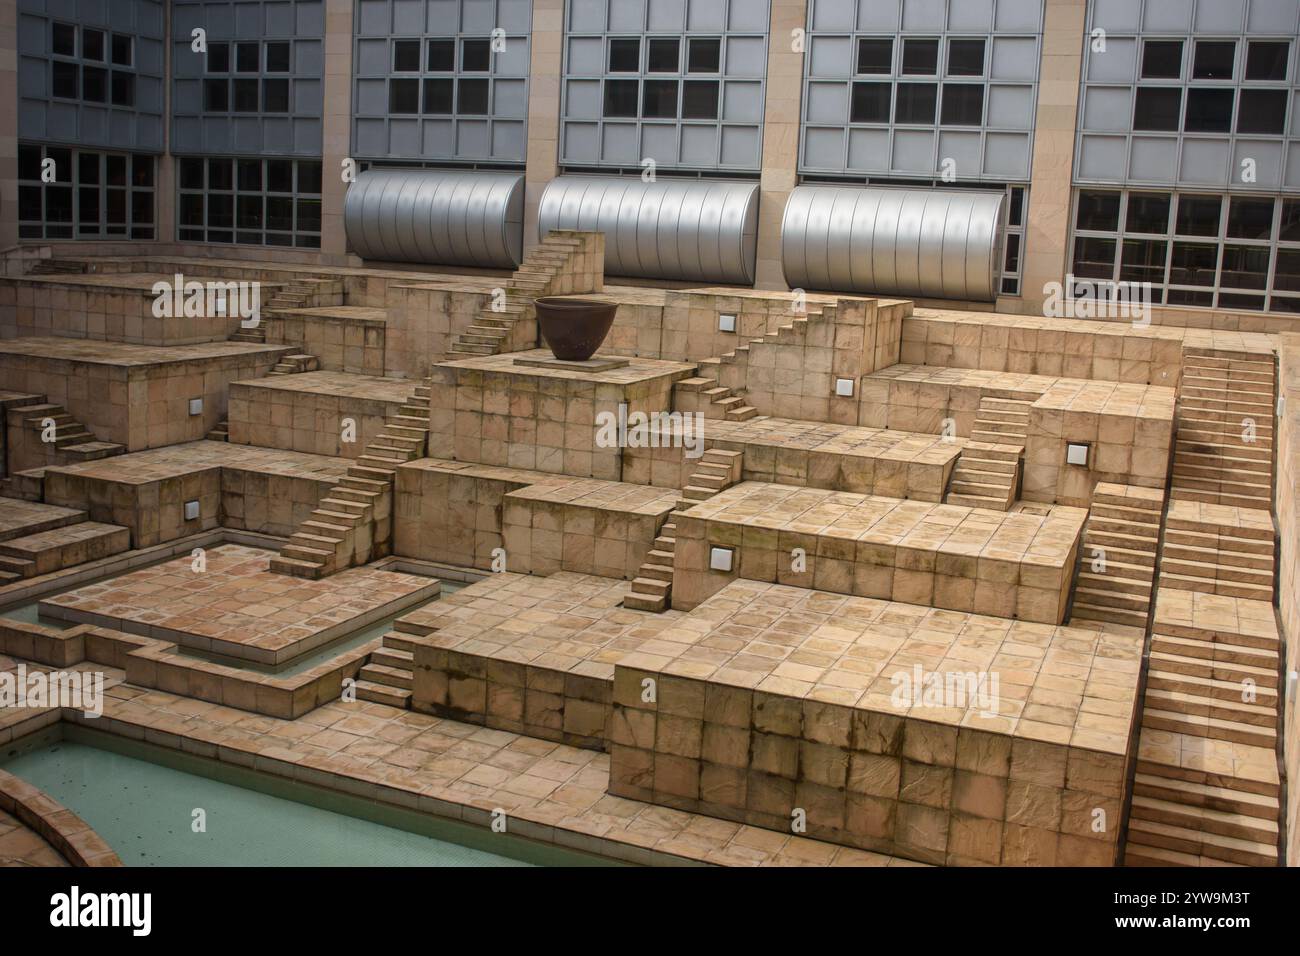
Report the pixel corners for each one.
[533,296,619,362]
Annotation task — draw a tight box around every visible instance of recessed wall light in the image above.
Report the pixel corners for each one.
[709,546,734,572]
[835,378,855,397]
[718,313,737,333]
[189,398,203,416]
[184,500,200,521]
[1066,442,1090,467]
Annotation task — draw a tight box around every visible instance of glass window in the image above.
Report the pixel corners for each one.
[1237,89,1287,134]
[1169,242,1218,285]
[82,66,106,102]
[82,28,104,61]
[1175,195,1221,236]
[208,43,230,73]
[1273,249,1300,291]
[1120,239,1167,283]
[1245,41,1288,81]
[850,82,891,123]
[262,78,289,112]
[901,38,938,75]
[237,194,263,230]
[687,38,721,73]
[52,22,77,57]
[79,152,99,184]
[427,39,455,71]
[111,33,132,66]
[18,145,42,181]
[1072,237,1116,279]
[106,154,126,186]
[237,159,261,191]
[457,77,489,114]
[642,79,678,118]
[209,159,234,191]
[393,39,421,72]
[1125,193,1171,234]
[647,38,679,72]
[266,196,293,232]
[204,78,229,111]
[1076,191,1121,231]
[856,38,892,75]
[266,160,293,193]
[461,39,491,72]
[52,61,79,99]
[608,38,640,72]
[603,79,638,117]
[1192,41,1236,79]
[388,78,419,113]
[940,84,982,125]
[682,80,718,120]
[1226,198,1274,240]
[947,39,985,77]
[1184,88,1233,132]
[132,154,153,187]
[232,78,259,112]
[895,83,937,123]
[265,41,290,73]
[236,42,260,73]
[1279,200,1300,242]
[1133,88,1182,131]
[1220,245,1269,288]
[1141,40,1183,79]
[180,157,205,190]
[422,77,453,113]
[110,71,134,106]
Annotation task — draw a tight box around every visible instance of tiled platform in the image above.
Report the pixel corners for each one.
[0,808,68,867]
[672,482,1088,621]
[0,498,85,543]
[39,544,439,665]
[263,306,387,375]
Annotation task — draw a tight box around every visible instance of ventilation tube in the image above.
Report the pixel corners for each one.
[537,175,759,284]
[344,168,524,269]
[781,185,1005,301]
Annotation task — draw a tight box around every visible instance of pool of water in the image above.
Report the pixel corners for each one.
[2,727,613,867]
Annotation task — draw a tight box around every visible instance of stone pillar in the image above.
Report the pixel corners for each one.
[752,0,808,290]
[1016,0,1086,316]
[523,0,564,255]
[155,0,174,247]
[0,0,19,251]
[321,0,355,259]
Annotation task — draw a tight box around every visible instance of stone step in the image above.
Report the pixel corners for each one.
[946,492,1011,511]
[1144,686,1276,727]
[1136,754,1279,799]
[360,663,414,690]
[1125,818,1276,867]
[1091,487,1165,513]
[1130,795,1278,845]
[630,577,671,598]
[1085,529,1157,553]
[624,592,669,613]
[280,543,334,564]
[1174,450,1271,474]
[1175,437,1272,462]
[1076,571,1153,596]
[268,556,326,578]
[725,405,758,421]
[1132,773,1279,821]
[370,647,414,669]
[1169,488,1273,510]
[1148,649,1277,689]
[1123,843,1244,867]
[1160,571,1272,601]
[1150,632,1277,667]
[1071,602,1148,628]
[1073,586,1149,612]
[1160,558,1273,588]
[1146,668,1278,708]
[354,680,412,708]
[1142,706,1275,748]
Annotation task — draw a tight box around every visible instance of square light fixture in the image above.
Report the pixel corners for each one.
[718,313,737,333]
[188,398,203,416]
[1066,442,1089,467]
[709,546,734,572]
[835,378,855,397]
[184,500,200,521]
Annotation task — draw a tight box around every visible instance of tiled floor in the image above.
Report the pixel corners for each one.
[0,809,67,867]
[42,440,350,486]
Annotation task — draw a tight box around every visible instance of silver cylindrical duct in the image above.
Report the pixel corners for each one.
[537,176,760,284]
[781,185,1005,301]
[344,169,524,269]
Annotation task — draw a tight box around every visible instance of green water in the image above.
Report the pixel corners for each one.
[3,728,609,867]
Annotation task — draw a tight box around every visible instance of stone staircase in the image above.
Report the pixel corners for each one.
[1160,501,1275,603]
[943,395,1031,510]
[206,420,229,441]
[6,402,125,469]
[267,353,320,376]
[229,275,343,344]
[1171,350,1275,510]
[353,624,433,708]
[269,381,431,579]
[0,521,129,583]
[672,375,760,421]
[448,231,603,357]
[1070,483,1164,629]
[624,448,743,612]
[29,259,87,276]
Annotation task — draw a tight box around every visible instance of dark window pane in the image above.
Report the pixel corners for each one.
[1004,233,1021,272]
[1184,88,1233,132]
[1124,193,1171,234]
[79,152,99,184]
[1176,195,1221,236]
[1133,88,1181,131]
[1072,237,1116,279]
[180,157,205,190]
[682,80,718,120]
[18,145,42,181]
[233,78,259,111]
[1141,40,1183,79]
[457,77,489,114]
[895,82,937,123]
[1279,200,1300,241]
[1272,296,1300,312]
[78,187,99,225]
[1237,89,1287,134]
[208,43,229,73]
[1273,249,1300,292]
[208,231,232,243]
[1008,188,1024,227]
[948,39,985,77]
[19,185,41,222]
[105,154,126,186]
[850,82,891,123]
[237,195,263,230]
[204,78,229,111]
[111,33,132,66]
[106,189,126,224]
[180,193,204,226]
[462,39,491,72]
[1221,245,1269,289]
[647,38,679,72]
[47,186,72,222]
[1246,41,1288,81]
[856,38,892,75]
[265,41,290,73]
[82,28,104,61]
[262,78,289,112]
[1226,198,1274,240]
[297,162,322,194]
[643,79,678,118]
[422,77,453,113]
[427,39,454,71]
[236,42,259,73]
[296,197,321,232]
[296,233,321,249]
[1219,293,1265,310]
[131,190,153,224]
[132,154,153,187]
[266,196,293,231]
[205,198,230,228]
[1075,192,1120,232]
[52,23,76,57]
[52,61,79,98]
[389,77,419,113]
[82,66,106,102]
[1167,288,1213,306]
[237,159,261,191]
[1193,40,1235,80]
[609,38,640,72]
[267,232,293,246]
[902,38,938,75]
[209,159,233,191]
[48,148,71,182]
[687,37,721,73]
[603,79,638,118]
[266,160,293,193]
[393,39,420,72]
[940,84,983,125]
[1170,242,1218,285]
[1120,238,1167,283]
[110,71,134,106]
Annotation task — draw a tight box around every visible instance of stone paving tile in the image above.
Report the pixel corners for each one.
[0,808,68,867]
[0,335,288,366]
[0,498,86,541]
[44,440,349,485]
[231,369,415,403]
[440,348,696,385]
